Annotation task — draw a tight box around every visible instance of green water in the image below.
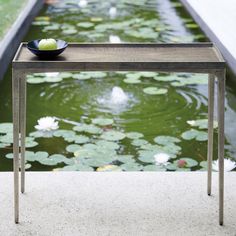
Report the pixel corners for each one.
[0,0,236,171]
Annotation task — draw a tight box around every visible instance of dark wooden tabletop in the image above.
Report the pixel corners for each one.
[13,43,225,73]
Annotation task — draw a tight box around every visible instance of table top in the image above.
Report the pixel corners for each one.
[13,43,225,73]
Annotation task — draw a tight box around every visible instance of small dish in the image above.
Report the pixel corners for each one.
[27,39,68,59]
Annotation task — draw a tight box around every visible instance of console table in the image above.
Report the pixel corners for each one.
[12,43,226,225]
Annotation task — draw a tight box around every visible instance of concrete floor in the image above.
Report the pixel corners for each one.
[0,172,236,236]
[180,0,236,75]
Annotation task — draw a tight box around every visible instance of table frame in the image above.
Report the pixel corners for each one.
[12,43,226,225]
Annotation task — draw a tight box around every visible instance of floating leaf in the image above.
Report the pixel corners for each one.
[143,165,166,171]
[138,150,157,163]
[131,139,148,147]
[173,158,198,168]
[95,140,120,150]
[27,77,45,84]
[92,118,114,126]
[181,129,208,141]
[154,136,180,145]
[139,72,157,77]
[66,144,81,153]
[77,22,94,28]
[126,132,144,139]
[123,77,141,84]
[0,143,9,148]
[0,123,13,133]
[44,76,63,83]
[120,162,143,171]
[62,29,77,35]
[73,73,91,80]
[73,124,102,134]
[116,155,135,164]
[100,130,126,141]
[73,135,90,144]
[90,17,103,22]
[143,87,168,95]
[187,119,218,129]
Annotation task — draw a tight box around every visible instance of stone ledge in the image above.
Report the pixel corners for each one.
[0,172,235,235]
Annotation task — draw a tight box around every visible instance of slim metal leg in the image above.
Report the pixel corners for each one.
[217,70,225,226]
[12,70,20,224]
[20,76,26,194]
[207,74,215,196]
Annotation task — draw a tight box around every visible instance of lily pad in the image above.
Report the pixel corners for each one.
[187,119,218,129]
[0,123,13,133]
[131,139,148,147]
[181,129,208,141]
[126,132,144,139]
[95,140,120,150]
[173,158,198,168]
[77,22,94,28]
[92,118,114,126]
[100,130,126,141]
[143,87,168,95]
[120,162,143,171]
[73,124,102,134]
[62,29,77,35]
[143,165,166,171]
[44,76,63,83]
[154,136,181,145]
[116,155,135,164]
[66,144,81,153]
[123,77,141,84]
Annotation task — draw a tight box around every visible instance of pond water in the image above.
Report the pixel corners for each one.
[0,0,236,171]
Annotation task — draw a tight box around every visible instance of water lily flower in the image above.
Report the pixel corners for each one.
[78,0,87,8]
[212,159,236,172]
[109,35,121,43]
[177,159,187,168]
[35,117,59,132]
[109,7,117,18]
[154,153,170,166]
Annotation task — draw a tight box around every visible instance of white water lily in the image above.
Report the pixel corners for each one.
[109,35,121,43]
[109,7,117,18]
[212,159,236,172]
[78,0,87,8]
[35,117,59,132]
[154,153,170,166]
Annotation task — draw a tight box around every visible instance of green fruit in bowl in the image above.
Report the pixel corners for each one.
[38,39,57,50]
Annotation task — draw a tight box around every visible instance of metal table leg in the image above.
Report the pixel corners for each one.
[217,70,225,225]
[20,76,26,193]
[207,74,215,196]
[12,70,20,223]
